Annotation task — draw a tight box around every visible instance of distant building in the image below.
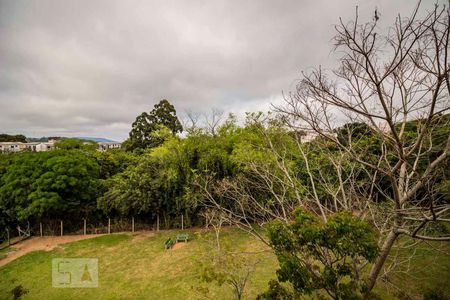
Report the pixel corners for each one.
[25,141,55,152]
[295,130,337,143]
[299,131,318,143]
[0,140,55,153]
[98,142,121,151]
[24,142,39,151]
[37,141,55,152]
[1,140,120,153]
[0,142,26,152]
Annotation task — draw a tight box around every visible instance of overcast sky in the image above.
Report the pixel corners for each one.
[0,0,442,141]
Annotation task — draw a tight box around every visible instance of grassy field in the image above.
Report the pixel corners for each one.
[374,238,450,299]
[0,228,277,300]
[0,228,448,300]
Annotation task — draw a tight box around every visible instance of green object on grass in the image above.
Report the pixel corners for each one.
[176,234,189,243]
[164,238,174,249]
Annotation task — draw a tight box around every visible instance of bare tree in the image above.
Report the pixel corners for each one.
[182,109,202,134]
[198,208,263,300]
[199,248,261,300]
[197,113,350,242]
[201,208,229,250]
[276,2,450,293]
[204,108,224,136]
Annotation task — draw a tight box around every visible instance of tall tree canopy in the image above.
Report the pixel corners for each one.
[0,150,101,222]
[127,99,183,150]
[0,134,26,143]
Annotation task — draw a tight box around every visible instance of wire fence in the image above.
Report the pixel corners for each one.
[1,215,195,249]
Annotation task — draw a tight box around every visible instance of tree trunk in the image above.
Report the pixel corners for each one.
[366,229,398,293]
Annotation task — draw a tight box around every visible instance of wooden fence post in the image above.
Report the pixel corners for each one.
[157,214,160,232]
[83,219,87,235]
[181,214,184,230]
[108,218,111,234]
[40,222,43,237]
[60,220,63,236]
[6,228,10,246]
[132,217,135,233]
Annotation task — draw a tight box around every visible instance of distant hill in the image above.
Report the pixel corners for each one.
[75,137,118,143]
[27,137,60,142]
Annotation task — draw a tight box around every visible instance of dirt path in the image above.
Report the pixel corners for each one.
[172,242,187,250]
[0,235,103,267]
[131,231,155,242]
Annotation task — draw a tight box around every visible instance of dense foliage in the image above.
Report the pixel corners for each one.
[54,138,97,151]
[0,142,139,226]
[0,134,26,143]
[1,111,449,231]
[0,100,448,298]
[259,209,378,299]
[0,150,101,224]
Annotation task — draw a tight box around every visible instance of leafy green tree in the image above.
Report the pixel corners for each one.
[335,123,374,145]
[100,121,239,226]
[99,132,190,226]
[54,138,84,149]
[128,99,182,150]
[98,155,164,217]
[0,151,101,222]
[260,209,378,299]
[93,150,137,179]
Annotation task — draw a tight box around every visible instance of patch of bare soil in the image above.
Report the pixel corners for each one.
[172,242,187,250]
[0,234,103,267]
[131,231,155,242]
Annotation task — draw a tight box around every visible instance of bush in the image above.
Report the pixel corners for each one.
[261,209,379,299]
[10,285,28,300]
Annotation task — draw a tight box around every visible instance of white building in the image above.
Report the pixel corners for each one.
[0,141,55,153]
[299,131,319,143]
[24,142,39,151]
[296,130,338,143]
[0,142,26,152]
[1,139,121,153]
[98,142,121,151]
[36,142,55,152]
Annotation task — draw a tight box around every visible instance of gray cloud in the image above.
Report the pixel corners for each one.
[0,0,440,140]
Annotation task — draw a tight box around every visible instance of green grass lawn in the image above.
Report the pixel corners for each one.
[0,228,277,300]
[375,238,450,300]
[0,228,448,300]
